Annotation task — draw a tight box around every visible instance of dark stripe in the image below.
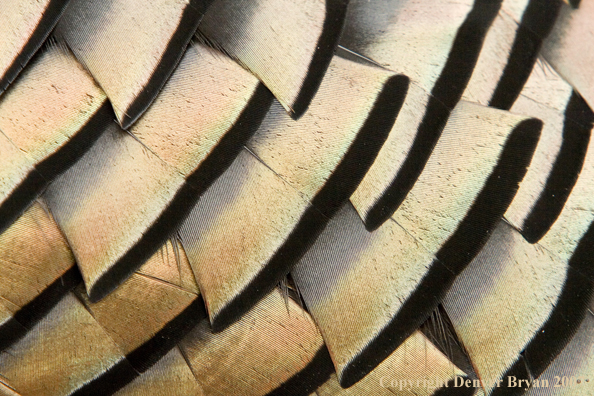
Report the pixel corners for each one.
[569,221,594,281]
[0,169,47,235]
[70,359,138,396]
[522,91,593,243]
[311,74,409,216]
[431,0,503,109]
[267,346,334,396]
[211,75,409,331]
[340,260,454,387]
[341,119,541,387]
[364,0,502,231]
[493,224,594,395]
[433,378,477,396]
[489,0,562,110]
[36,102,112,180]
[71,297,208,395]
[569,0,581,8]
[527,224,594,374]
[0,317,26,353]
[290,0,349,119]
[88,84,272,303]
[490,355,531,396]
[0,0,70,93]
[436,119,541,274]
[0,102,112,235]
[186,84,274,192]
[0,266,81,351]
[211,205,329,332]
[126,296,207,373]
[119,0,215,129]
[524,269,593,377]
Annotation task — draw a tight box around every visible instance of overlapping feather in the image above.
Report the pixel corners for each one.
[0,1,592,395]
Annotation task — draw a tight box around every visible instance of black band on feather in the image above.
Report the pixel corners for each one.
[88,84,273,303]
[36,102,113,180]
[0,267,81,362]
[211,75,408,331]
[494,223,594,394]
[119,0,215,129]
[436,118,542,274]
[0,102,112,235]
[522,91,593,243]
[490,355,531,396]
[266,346,335,396]
[433,378,478,396]
[210,204,328,332]
[489,0,562,110]
[126,296,207,373]
[311,74,409,217]
[290,0,350,119]
[364,0,502,231]
[0,0,70,93]
[341,118,541,386]
[340,260,454,388]
[70,359,138,396]
[0,170,47,236]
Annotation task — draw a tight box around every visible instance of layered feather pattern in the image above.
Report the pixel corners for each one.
[0,1,593,395]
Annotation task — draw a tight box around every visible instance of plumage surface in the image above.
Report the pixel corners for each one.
[0,1,593,395]
[56,0,214,128]
[0,0,69,94]
[199,0,349,118]
[0,44,108,234]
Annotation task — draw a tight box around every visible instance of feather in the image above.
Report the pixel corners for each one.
[524,313,594,395]
[246,53,407,218]
[443,136,594,394]
[43,43,270,302]
[443,221,570,394]
[0,293,138,396]
[537,128,594,263]
[0,202,79,352]
[1,0,594,394]
[55,0,214,128]
[136,238,199,295]
[0,44,109,234]
[340,0,495,100]
[74,241,204,373]
[198,0,349,119]
[504,62,593,243]
[542,0,594,125]
[43,122,187,302]
[313,332,471,396]
[179,53,407,330]
[178,289,333,396]
[294,100,540,385]
[292,202,445,387]
[114,347,203,396]
[488,0,563,109]
[0,381,20,396]
[0,0,69,94]
[178,149,316,330]
[344,0,564,230]
[460,9,547,106]
[342,0,540,229]
[341,0,493,228]
[0,231,204,395]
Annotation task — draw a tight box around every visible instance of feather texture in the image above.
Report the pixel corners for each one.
[0,0,69,94]
[56,0,214,128]
[0,1,593,395]
[198,0,349,118]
